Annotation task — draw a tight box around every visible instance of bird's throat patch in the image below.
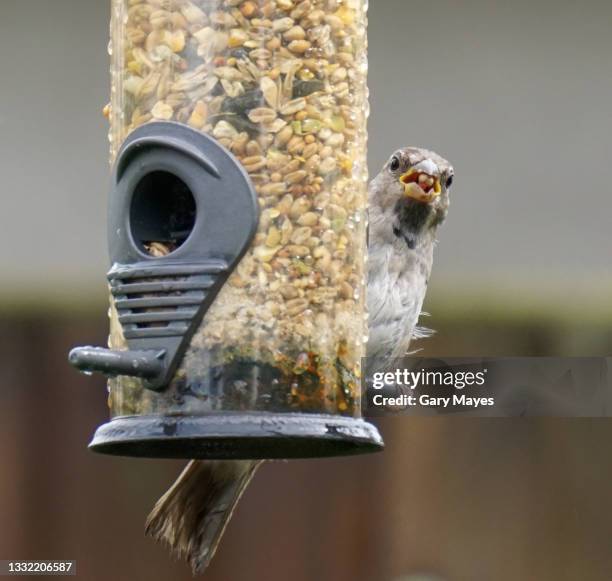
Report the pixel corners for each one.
[393,198,432,249]
[393,225,417,249]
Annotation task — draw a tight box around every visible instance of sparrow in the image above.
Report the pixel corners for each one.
[145,147,454,574]
[367,147,454,372]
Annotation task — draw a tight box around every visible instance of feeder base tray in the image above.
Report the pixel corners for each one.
[89,412,384,459]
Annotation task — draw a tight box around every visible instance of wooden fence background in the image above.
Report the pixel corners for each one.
[0,311,611,581]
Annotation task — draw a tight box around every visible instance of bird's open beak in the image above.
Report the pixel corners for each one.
[400,168,441,203]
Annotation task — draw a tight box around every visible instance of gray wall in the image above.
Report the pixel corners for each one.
[1,0,611,306]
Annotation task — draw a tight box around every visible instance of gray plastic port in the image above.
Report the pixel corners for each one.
[69,122,259,391]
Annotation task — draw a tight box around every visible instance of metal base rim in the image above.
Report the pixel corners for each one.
[89,412,384,460]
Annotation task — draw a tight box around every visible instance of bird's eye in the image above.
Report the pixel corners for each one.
[446,175,454,188]
[389,156,401,172]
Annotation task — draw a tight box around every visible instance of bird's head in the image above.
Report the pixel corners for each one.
[370,147,454,247]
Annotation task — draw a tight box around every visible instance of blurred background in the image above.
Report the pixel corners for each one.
[0,1,611,580]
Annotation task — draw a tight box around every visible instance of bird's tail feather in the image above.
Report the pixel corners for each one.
[145,459,262,575]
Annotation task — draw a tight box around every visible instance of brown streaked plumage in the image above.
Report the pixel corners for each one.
[145,460,262,575]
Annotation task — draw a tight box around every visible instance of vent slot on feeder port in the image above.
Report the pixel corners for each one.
[111,273,208,334]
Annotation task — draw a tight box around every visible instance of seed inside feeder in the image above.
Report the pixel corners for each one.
[108,0,370,418]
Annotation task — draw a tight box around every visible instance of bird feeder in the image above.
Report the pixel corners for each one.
[70,0,383,459]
